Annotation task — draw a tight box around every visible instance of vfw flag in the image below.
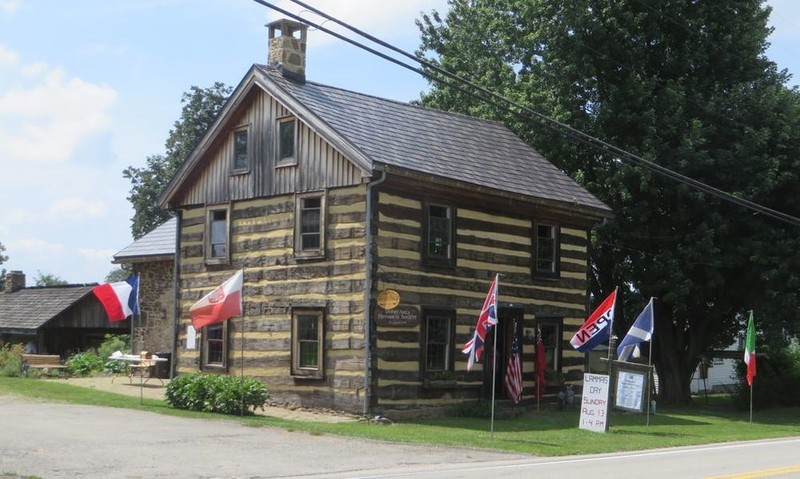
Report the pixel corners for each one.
[616,298,654,362]
[93,275,139,322]
[462,274,499,371]
[190,269,244,330]
[570,289,616,352]
[745,311,757,387]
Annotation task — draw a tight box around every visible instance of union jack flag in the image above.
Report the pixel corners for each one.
[462,274,499,371]
[504,328,523,404]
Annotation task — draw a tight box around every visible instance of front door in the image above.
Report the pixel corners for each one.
[482,307,523,399]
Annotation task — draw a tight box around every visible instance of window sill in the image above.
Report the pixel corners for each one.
[294,251,326,262]
[276,159,297,168]
[290,374,324,380]
[229,168,250,176]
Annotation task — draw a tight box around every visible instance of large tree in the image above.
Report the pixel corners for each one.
[124,82,232,239]
[418,0,800,403]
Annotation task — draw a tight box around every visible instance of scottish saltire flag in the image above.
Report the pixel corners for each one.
[570,289,617,352]
[462,274,499,371]
[504,329,523,404]
[617,298,655,362]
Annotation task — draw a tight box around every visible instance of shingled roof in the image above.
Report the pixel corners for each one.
[114,216,177,263]
[161,64,611,218]
[0,285,94,334]
[254,65,611,216]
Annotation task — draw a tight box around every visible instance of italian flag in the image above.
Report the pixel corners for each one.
[744,312,757,387]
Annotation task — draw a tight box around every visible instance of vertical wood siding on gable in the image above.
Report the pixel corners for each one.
[174,185,369,414]
[372,185,590,412]
[178,90,363,207]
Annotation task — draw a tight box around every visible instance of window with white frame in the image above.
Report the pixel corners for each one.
[294,193,325,258]
[291,308,324,378]
[206,205,230,264]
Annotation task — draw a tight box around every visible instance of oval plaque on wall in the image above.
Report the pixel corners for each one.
[376,289,400,310]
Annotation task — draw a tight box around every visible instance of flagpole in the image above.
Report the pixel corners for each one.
[490,274,499,437]
[646,299,655,431]
[240,316,245,417]
[240,269,246,417]
[536,327,540,413]
[749,310,753,424]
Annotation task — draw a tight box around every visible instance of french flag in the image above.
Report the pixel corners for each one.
[93,275,139,322]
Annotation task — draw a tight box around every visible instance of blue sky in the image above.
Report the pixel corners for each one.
[0,0,798,285]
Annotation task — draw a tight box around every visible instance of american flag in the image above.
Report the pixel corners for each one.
[504,329,523,404]
[462,275,499,371]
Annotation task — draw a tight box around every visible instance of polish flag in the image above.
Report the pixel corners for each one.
[190,269,244,330]
[93,275,139,322]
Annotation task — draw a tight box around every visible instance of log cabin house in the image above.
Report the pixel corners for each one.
[159,19,612,417]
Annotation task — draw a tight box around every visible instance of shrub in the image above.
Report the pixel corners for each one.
[165,373,269,415]
[733,343,800,409]
[0,343,24,377]
[66,351,104,377]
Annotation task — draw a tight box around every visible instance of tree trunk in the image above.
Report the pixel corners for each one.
[652,300,696,405]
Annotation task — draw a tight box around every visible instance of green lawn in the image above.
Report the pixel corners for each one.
[1,377,797,457]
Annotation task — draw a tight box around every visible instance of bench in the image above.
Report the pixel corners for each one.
[21,353,67,376]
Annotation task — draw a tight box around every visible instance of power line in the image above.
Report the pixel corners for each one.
[252,0,800,227]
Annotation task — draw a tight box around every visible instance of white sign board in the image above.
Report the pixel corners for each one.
[580,373,610,433]
[186,325,197,350]
[615,370,646,412]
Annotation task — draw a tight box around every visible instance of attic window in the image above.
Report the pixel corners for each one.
[277,118,296,166]
[232,127,250,173]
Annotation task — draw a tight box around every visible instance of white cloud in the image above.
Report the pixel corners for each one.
[0,0,21,15]
[0,44,18,66]
[79,248,117,262]
[0,57,117,163]
[8,237,65,258]
[46,198,108,221]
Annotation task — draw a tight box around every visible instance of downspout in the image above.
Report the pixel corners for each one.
[363,167,387,417]
[169,211,182,380]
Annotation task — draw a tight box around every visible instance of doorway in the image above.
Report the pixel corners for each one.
[482,306,523,400]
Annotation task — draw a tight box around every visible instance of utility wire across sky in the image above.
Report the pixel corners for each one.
[252,0,800,228]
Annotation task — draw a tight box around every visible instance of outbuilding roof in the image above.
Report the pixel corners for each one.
[0,286,94,334]
[113,216,177,263]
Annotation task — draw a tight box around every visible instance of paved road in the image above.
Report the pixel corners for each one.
[2,395,798,479]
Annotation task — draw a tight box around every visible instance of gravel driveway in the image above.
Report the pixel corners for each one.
[0,395,528,479]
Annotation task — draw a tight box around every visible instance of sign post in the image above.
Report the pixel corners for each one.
[579,373,611,433]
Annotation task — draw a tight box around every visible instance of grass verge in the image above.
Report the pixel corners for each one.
[1,377,797,457]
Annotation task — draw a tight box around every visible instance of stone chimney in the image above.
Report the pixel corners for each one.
[267,19,308,83]
[5,270,25,293]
